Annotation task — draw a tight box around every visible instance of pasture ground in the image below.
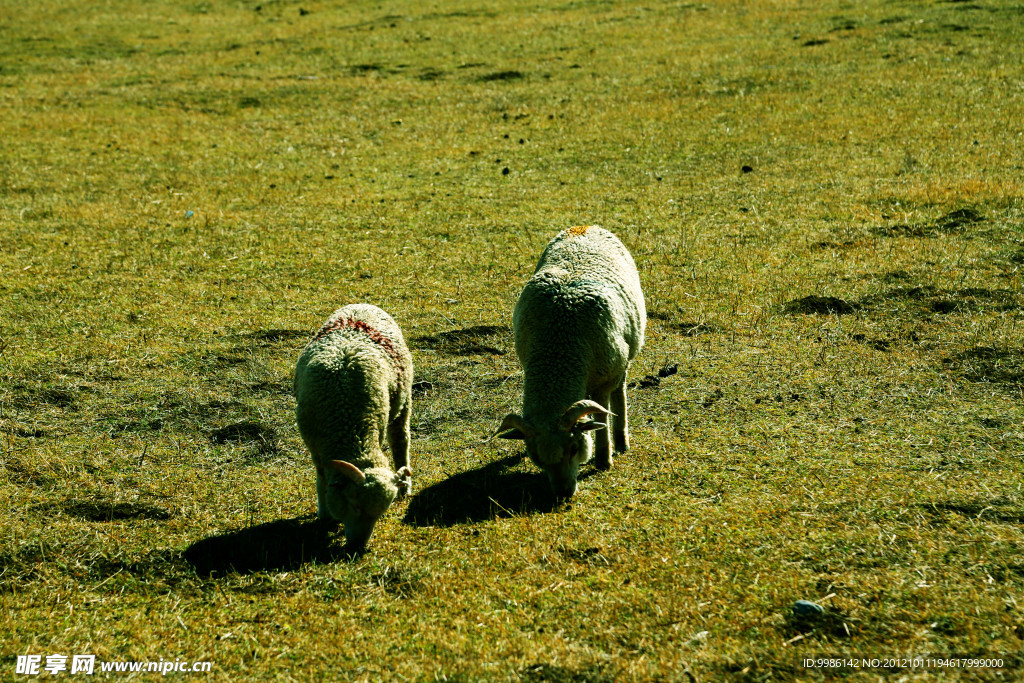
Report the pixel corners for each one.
[1,0,1023,680]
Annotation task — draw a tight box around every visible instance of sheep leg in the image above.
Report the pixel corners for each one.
[592,390,614,470]
[388,402,412,496]
[610,379,629,453]
[315,469,335,524]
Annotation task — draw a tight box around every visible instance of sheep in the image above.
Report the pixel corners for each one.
[496,225,646,498]
[294,303,413,550]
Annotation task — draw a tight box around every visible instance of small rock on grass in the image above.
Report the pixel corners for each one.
[793,600,825,618]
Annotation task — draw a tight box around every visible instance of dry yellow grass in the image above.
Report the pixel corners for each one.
[2,0,1023,680]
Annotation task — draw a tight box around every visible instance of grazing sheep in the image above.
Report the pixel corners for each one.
[294,304,413,550]
[496,225,646,498]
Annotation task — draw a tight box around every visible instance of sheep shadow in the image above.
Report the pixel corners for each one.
[183,515,355,576]
[404,453,594,527]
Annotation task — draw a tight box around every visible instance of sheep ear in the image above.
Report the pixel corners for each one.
[575,420,607,433]
[396,466,413,479]
[325,459,366,484]
[559,400,614,432]
[495,413,531,440]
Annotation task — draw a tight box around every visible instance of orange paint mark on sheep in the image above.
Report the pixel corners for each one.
[566,225,591,237]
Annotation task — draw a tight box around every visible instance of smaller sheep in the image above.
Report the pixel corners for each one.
[294,304,413,550]
[496,225,646,498]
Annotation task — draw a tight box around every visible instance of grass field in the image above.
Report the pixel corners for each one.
[2,0,1023,680]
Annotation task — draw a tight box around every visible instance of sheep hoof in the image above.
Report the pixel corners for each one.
[398,473,413,498]
[594,455,613,471]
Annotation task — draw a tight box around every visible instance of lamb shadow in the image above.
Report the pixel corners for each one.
[404,453,592,527]
[183,515,353,576]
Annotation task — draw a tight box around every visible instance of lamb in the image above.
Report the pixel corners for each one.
[294,303,413,550]
[496,225,646,498]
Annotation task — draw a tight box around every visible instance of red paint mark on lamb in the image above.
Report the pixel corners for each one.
[311,317,406,376]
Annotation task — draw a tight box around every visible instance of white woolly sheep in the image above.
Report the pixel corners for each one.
[496,225,646,498]
[294,303,413,550]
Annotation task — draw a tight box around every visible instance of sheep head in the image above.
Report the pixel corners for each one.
[495,400,613,499]
[320,459,407,550]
